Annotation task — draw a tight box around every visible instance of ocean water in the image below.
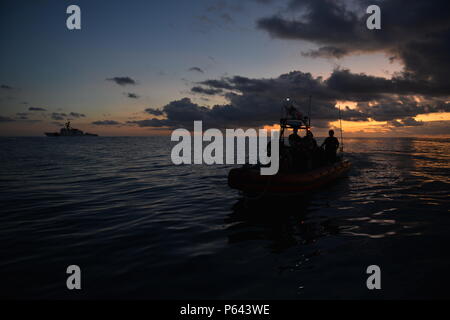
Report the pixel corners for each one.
[0,136,449,299]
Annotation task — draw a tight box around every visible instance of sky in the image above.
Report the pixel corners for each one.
[0,0,449,137]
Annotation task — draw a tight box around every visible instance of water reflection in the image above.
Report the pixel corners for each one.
[1,137,449,298]
[226,195,340,252]
[410,139,450,183]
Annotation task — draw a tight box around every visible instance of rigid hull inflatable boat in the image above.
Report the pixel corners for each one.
[228,159,351,195]
[227,98,351,196]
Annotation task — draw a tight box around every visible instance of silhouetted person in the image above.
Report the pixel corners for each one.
[288,128,303,171]
[303,130,318,169]
[321,129,339,163]
[279,142,293,172]
[288,128,302,147]
[303,130,317,150]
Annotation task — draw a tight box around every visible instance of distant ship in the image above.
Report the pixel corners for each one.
[45,121,98,137]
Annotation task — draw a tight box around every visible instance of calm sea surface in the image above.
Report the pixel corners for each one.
[0,137,449,299]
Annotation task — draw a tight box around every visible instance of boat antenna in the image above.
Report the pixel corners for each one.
[308,95,312,128]
[338,104,344,153]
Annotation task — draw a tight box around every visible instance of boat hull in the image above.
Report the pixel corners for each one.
[228,159,351,195]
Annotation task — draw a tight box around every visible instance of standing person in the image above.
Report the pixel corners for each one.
[321,129,340,163]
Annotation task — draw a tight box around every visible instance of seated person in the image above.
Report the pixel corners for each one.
[303,130,318,150]
[321,129,340,162]
[302,130,318,170]
[288,128,305,171]
[279,143,293,172]
[288,127,302,147]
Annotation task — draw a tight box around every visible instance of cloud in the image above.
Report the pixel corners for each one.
[50,112,85,120]
[220,13,233,23]
[188,67,205,73]
[123,0,450,135]
[257,0,450,88]
[301,46,349,59]
[388,117,424,127]
[29,107,47,111]
[0,116,15,122]
[144,108,164,116]
[127,118,172,127]
[92,120,122,126]
[51,112,67,120]
[191,86,223,95]
[125,92,140,99]
[1,113,42,123]
[106,76,137,86]
[127,69,450,130]
[254,0,276,4]
[69,112,86,118]
[354,97,449,122]
[1,84,13,90]
[326,69,450,98]
[16,112,29,120]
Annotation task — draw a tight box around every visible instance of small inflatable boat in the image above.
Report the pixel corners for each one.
[228,98,352,196]
[228,159,351,195]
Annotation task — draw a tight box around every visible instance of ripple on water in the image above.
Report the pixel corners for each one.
[0,137,449,299]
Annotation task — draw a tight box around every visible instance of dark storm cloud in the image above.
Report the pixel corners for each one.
[128,69,450,130]
[301,46,349,59]
[127,1,449,132]
[188,67,205,74]
[257,0,450,87]
[125,92,140,99]
[92,120,122,126]
[144,108,164,116]
[29,107,47,111]
[106,76,137,86]
[326,69,450,98]
[129,72,342,129]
